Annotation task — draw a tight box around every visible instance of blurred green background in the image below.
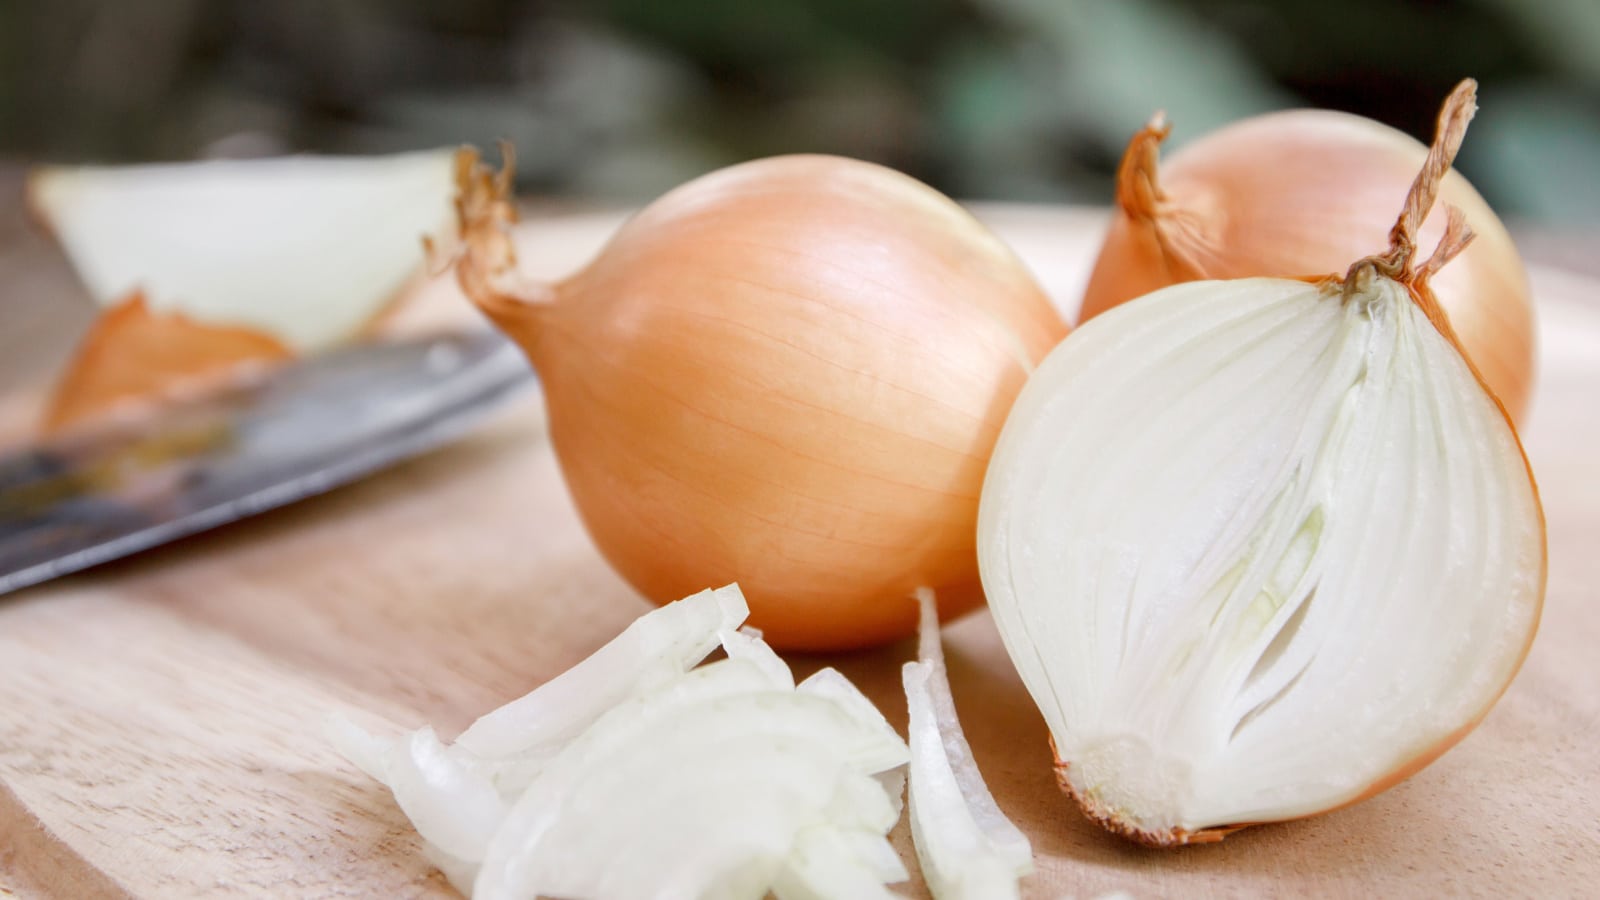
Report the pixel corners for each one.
[2,0,1598,222]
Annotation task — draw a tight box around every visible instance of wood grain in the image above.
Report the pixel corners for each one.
[0,193,1595,899]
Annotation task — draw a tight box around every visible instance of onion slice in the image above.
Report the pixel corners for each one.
[330,584,913,899]
[452,584,747,759]
[905,589,1033,899]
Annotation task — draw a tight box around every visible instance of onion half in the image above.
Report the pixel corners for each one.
[978,80,1545,845]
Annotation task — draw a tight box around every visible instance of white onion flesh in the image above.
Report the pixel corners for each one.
[29,151,454,351]
[905,589,1033,899]
[452,583,747,759]
[978,273,1543,842]
[772,825,909,900]
[329,584,912,899]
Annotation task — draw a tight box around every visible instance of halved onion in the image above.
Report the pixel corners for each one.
[983,272,1542,842]
[977,82,1544,845]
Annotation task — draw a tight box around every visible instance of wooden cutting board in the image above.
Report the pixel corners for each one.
[0,198,1596,899]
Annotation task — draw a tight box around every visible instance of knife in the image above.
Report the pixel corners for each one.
[0,329,534,596]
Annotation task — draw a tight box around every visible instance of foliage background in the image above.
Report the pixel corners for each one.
[2,0,1597,222]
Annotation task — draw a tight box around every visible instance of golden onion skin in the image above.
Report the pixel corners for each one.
[460,153,1068,650]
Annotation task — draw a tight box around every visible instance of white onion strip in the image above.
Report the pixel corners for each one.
[452,584,748,759]
[329,583,912,899]
[905,588,1033,899]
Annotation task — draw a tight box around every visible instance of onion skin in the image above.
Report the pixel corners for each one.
[1081,108,1537,423]
[42,290,291,434]
[454,152,1067,651]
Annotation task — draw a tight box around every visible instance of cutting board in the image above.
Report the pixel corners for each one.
[0,200,1596,899]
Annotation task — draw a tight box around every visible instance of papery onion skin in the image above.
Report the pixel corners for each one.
[453,152,1067,650]
[1081,106,1536,423]
[42,290,291,434]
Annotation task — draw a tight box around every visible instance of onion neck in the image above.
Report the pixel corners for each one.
[1344,79,1478,354]
[447,144,559,363]
[1111,114,1217,285]
[1114,113,1172,224]
[468,265,555,335]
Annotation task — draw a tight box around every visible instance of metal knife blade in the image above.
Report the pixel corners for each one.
[0,329,534,596]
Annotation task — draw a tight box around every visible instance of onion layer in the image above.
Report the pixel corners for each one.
[904,589,1032,899]
[30,151,456,433]
[979,81,1545,846]
[450,151,1068,650]
[1080,93,1536,423]
[330,585,914,899]
[40,291,292,434]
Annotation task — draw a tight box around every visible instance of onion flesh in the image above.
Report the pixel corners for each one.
[30,151,455,433]
[905,589,1032,898]
[29,151,455,352]
[978,82,1545,846]
[451,583,746,759]
[329,584,912,898]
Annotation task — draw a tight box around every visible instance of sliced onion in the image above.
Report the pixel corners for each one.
[452,584,747,759]
[905,589,1032,899]
[330,583,912,899]
[772,825,909,900]
[325,712,391,784]
[420,842,479,897]
[381,727,506,863]
[475,684,909,898]
[721,625,797,690]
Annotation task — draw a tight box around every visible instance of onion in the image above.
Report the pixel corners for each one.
[1080,89,1536,424]
[29,151,454,432]
[329,584,914,899]
[978,81,1545,846]
[39,292,292,433]
[29,151,455,350]
[904,588,1032,899]
[448,150,1068,650]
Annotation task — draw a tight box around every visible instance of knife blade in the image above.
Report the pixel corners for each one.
[0,329,534,596]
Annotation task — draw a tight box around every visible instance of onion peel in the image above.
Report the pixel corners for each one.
[40,290,292,434]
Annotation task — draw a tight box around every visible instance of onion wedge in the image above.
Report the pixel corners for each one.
[29,150,455,352]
